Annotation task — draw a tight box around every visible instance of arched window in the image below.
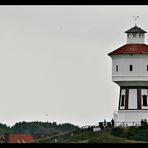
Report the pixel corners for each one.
[143,95,147,106]
[121,95,125,106]
[128,33,133,38]
[133,34,136,37]
[139,34,143,38]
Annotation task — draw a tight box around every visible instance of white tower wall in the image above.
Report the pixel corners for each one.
[111,54,148,125]
[114,110,148,127]
[111,54,148,85]
[127,34,145,44]
[128,89,137,109]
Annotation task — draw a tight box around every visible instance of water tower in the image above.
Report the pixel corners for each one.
[108,18,148,126]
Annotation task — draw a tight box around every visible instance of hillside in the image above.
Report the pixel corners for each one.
[0,121,80,136]
[111,125,148,142]
[33,128,148,143]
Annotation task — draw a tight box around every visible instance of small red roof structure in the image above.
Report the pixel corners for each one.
[108,44,148,56]
[5,133,33,143]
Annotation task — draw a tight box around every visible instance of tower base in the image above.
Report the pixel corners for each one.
[113,110,148,127]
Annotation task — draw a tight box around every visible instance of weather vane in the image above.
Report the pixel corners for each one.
[133,16,139,26]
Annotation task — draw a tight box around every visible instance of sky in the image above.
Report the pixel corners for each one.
[0,5,148,127]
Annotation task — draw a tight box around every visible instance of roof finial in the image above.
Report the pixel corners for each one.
[133,16,139,26]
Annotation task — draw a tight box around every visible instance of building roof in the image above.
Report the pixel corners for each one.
[125,25,147,33]
[108,44,148,56]
[5,134,33,143]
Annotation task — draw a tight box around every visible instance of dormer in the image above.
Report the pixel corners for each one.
[125,25,147,44]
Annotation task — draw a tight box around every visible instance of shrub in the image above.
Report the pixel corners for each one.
[111,125,148,142]
[111,127,124,137]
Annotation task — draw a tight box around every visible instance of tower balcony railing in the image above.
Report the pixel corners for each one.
[112,75,148,81]
[114,121,141,127]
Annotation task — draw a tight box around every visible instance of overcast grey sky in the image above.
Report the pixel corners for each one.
[0,5,148,127]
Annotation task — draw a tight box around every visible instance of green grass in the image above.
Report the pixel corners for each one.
[62,129,147,143]
[111,125,148,142]
[32,128,147,143]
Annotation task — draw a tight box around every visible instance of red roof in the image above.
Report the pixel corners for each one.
[108,44,148,56]
[5,134,33,143]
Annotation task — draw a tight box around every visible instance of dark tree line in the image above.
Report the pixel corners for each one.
[0,121,80,135]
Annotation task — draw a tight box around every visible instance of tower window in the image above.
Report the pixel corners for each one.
[116,65,118,72]
[139,34,143,38]
[130,65,133,71]
[136,34,139,38]
[121,95,125,106]
[147,65,148,71]
[133,34,136,37]
[128,33,133,38]
[143,95,147,106]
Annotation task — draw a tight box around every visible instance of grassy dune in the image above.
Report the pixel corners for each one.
[32,128,147,143]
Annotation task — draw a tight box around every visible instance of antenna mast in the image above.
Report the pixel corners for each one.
[133,16,139,26]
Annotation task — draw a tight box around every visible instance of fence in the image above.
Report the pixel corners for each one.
[80,121,145,131]
[114,121,141,127]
